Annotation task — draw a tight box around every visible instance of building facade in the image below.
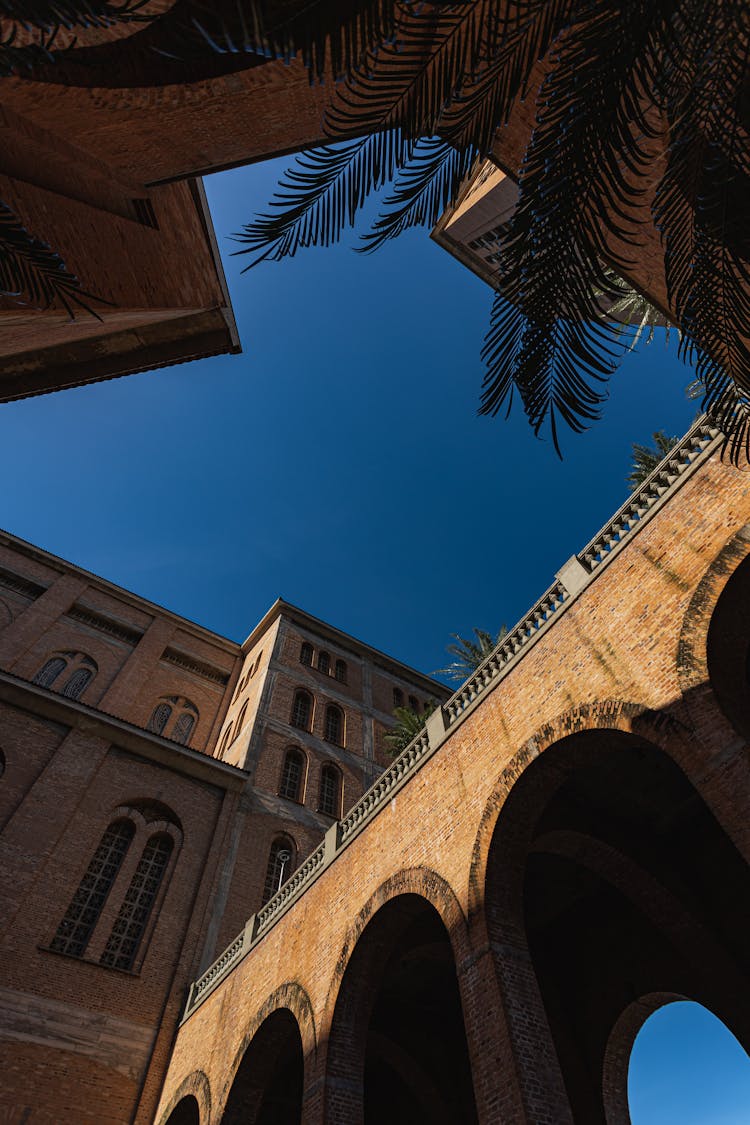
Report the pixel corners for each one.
[151,420,748,1125]
[0,530,446,1123]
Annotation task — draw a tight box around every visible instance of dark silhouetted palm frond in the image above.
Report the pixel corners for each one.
[239,0,750,459]
[0,0,148,73]
[0,200,101,317]
[383,702,435,757]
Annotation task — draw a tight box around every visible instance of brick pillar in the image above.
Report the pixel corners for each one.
[0,574,88,670]
[97,617,176,722]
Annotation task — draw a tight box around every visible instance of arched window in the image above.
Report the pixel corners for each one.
[147,696,198,745]
[251,650,263,677]
[291,689,312,731]
[217,721,233,758]
[148,701,173,735]
[262,837,295,905]
[50,820,134,957]
[100,833,174,971]
[33,656,68,688]
[408,695,419,712]
[317,650,330,675]
[324,704,344,746]
[172,710,195,746]
[279,747,305,802]
[62,666,94,700]
[393,687,404,708]
[235,699,249,736]
[319,764,341,817]
[335,659,347,683]
[300,642,313,666]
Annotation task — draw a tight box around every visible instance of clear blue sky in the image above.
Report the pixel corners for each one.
[1,158,747,1118]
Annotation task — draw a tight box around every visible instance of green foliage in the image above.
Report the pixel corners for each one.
[383,701,435,758]
[236,0,750,459]
[627,430,680,490]
[434,626,508,684]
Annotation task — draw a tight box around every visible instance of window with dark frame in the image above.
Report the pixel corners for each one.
[279,747,305,801]
[335,659,347,683]
[408,695,419,712]
[148,702,173,735]
[262,838,295,905]
[50,820,134,958]
[300,642,313,666]
[319,764,341,817]
[324,704,343,746]
[291,690,312,731]
[100,834,173,971]
[62,667,93,700]
[393,687,404,708]
[317,651,330,675]
[172,710,196,746]
[33,656,68,688]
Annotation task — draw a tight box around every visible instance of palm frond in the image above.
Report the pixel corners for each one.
[0,0,149,73]
[627,430,680,489]
[383,702,435,756]
[0,199,101,317]
[434,626,507,682]
[181,0,399,83]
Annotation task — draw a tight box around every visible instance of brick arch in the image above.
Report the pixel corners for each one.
[214,981,316,1123]
[323,867,470,1022]
[467,698,701,937]
[601,992,684,1125]
[677,523,750,696]
[156,1069,211,1125]
[321,870,474,1125]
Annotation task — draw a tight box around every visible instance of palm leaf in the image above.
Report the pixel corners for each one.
[434,626,508,682]
[0,0,149,74]
[0,199,102,317]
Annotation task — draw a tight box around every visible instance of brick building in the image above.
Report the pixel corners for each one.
[0,529,446,1123]
[1,419,748,1123]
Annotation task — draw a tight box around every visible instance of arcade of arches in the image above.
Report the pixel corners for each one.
[156,465,750,1125]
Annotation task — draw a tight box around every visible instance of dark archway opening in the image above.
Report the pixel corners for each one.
[221,1008,303,1125]
[707,550,750,741]
[164,1095,200,1125]
[486,730,750,1125]
[327,893,478,1125]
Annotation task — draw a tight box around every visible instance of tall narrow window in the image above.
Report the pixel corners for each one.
[279,747,305,802]
[317,651,330,675]
[324,704,344,746]
[33,657,67,688]
[62,667,93,700]
[393,687,404,708]
[335,659,347,683]
[408,695,419,712]
[100,834,173,971]
[300,642,313,666]
[319,764,341,817]
[148,702,172,735]
[262,837,295,905]
[50,820,134,958]
[217,721,233,758]
[291,690,312,731]
[172,710,195,746]
[235,700,249,736]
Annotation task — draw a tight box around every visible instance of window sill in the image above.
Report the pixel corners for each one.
[39,945,140,976]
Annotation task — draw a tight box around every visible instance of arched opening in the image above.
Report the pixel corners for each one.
[626,1000,750,1125]
[326,893,478,1124]
[485,729,750,1124]
[164,1094,201,1125]
[221,1008,303,1125]
[707,551,750,741]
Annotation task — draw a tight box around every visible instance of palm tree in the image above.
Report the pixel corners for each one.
[434,626,508,684]
[627,431,680,490]
[383,702,435,758]
[234,1,748,459]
